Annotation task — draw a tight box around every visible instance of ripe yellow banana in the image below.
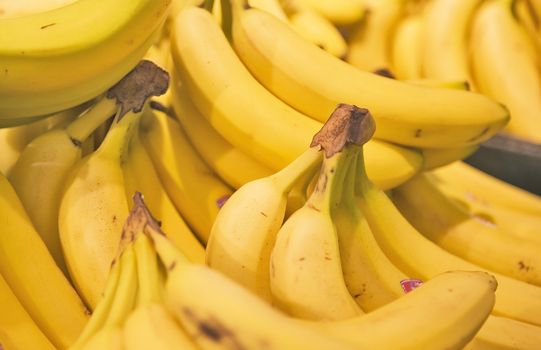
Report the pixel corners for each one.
[354,148,541,326]
[470,0,541,143]
[465,315,541,350]
[430,172,541,246]
[420,145,479,170]
[139,105,233,244]
[420,0,482,83]
[347,0,407,72]
[432,161,541,216]
[282,0,366,25]
[0,273,56,350]
[391,14,423,79]
[0,171,89,349]
[78,327,124,350]
[9,96,118,274]
[0,0,169,124]
[170,75,273,189]
[123,112,205,263]
[393,173,541,286]
[230,1,509,148]
[289,9,348,58]
[146,219,359,350]
[206,147,321,302]
[171,6,423,189]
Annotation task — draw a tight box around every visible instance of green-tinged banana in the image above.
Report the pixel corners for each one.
[206,147,321,302]
[470,0,541,143]
[432,161,541,216]
[347,0,407,72]
[139,104,233,244]
[143,213,358,350]
[465,316,541,350]
[0,273,56,350]
[123,111,205,263]
[9,95,118,274]
[270,105,370,320]
[0,172,89,349]
[60,61,169,308]
[230,1,509,148]
[335,154,407,311]
[307,270,497,350]
[354,147,541,326]
[0,0,170,123]
[393,173,541,285]
[420,145,479,170]
[430,172,541,246]
[391,14,423,80]
[171,6,423,188]
[170,75,273,189]
[0,105,83,176]
[282,0,366,25]
[289,9,348,58]
[421,0,482,83]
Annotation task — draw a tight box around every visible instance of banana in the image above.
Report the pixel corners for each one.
[430,172,541,246]
[170,74,273,189]
[123,111,206,263]
[470,0,541,143]
[347,0,407,72]
[432,161,541,216]
[0,105,82,176]
[515,0,541,59]
[354,149,541,326]
[0,0,79,18]
[206,147,321,302]
[8,95,118,274]
[465,315,541,350]
[289,9,348,58]
[78,327,124,350]
[144,212,358,350]
[282,0,366,25]
[270,104,372,320]
[420,145,479,170]
[335,155,408,311]
[393,173,541,285]
[0,171,89,349]
[420,0,482,83]
[284,162,319,218]
[391,14,423,80]
[0,0,169,123]
[139,103,233,244]
[229,1,509,148]
[0,273,56,350]
[171,6,424,189]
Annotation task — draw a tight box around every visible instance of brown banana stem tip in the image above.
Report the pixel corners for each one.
[107,60,169,120]
[310,103,376,158]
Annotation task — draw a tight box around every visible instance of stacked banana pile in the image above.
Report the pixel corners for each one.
[1,0,541,349]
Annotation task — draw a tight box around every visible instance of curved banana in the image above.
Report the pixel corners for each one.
[9,96,118,274]
[206,147,321,302]
[470,0,541,143]
[420,145,479,170]
[282,0,366,25]
[147,220,358,350]
[123,112,206,263]
[430,172,541,246]
[465,315,541,350]
[170,74,273,189]
[78,327,124,350]
[289,9,348,58]
[347,0,407,72]
[0,172,89,349]
[420,0,482,82]
[271,105,371,320]
[0,273,56,350]
[171,6,423,189]
[354,148,541,326]
[230,1,509,148]
[393,173,541,285]
[0,0,169,123]
[391,14,423,80]
[432,161,541,216]
[139,105,233,244]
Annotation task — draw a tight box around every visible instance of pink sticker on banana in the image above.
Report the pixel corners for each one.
[400,279,424,293]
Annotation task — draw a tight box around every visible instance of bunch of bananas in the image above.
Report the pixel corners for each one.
[1,0,541,349]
